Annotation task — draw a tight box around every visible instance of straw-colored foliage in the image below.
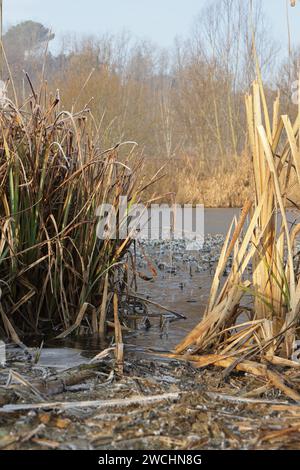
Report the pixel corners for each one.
[0,81,147,342]
[176,79,300,362]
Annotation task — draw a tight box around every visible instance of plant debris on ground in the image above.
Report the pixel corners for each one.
[1,348,300,450]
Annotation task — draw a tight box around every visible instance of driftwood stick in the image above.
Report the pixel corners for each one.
[129,293,186,319]
[0,363,102,407]
[205,392,290,406]
[0,392,180,413]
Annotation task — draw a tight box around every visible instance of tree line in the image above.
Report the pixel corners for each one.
[2,0,298,204]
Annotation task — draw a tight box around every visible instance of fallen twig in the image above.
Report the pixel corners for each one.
[129,293,186,320]
[205,392,291,406]
[0,392,181,413]
[0,363,102,407]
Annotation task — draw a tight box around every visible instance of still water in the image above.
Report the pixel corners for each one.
[38,208,300,366]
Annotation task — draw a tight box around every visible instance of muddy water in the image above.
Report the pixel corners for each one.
[128,209,241,351]
[204,208,240,235]
[4,209,300,452]
[34,209,237,366]
[40,208,300,365]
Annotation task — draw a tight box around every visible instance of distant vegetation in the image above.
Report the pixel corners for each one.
[1,0,299,207]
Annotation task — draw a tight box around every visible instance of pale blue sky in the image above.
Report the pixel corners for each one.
[3,0,300,52]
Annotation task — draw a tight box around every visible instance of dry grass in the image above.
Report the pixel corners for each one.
[148,151,300,207]
[146,154,253,207]
[175,78,300,393]
[0,79,149,342]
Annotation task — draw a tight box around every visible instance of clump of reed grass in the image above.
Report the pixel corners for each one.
[176,78,300,362]
[0,79,146,343]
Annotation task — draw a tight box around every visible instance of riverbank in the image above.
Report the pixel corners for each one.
[1,223,300,451]
[1,347,300,450]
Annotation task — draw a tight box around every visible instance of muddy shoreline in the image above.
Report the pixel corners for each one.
[1,346,300,450]
[1,222,300,451]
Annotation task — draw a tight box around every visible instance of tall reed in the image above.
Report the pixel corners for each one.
[176,79,300,360]
[0,81,145,342]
